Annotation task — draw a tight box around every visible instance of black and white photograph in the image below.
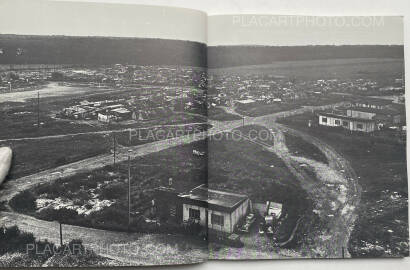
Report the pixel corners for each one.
[0,0,408,267]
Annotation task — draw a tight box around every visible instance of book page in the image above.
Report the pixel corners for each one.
[0,0,208,266]
[207,14,407,259]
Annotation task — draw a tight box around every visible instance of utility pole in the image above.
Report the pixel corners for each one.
[59,222,63,246]
[242,116,245,127]
[127,155,131,232]
[113,133,116,166]
[37,91,40,128]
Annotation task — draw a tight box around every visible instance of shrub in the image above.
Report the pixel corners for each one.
[100,183,124,200]
[9,190,36,212]
[37,207,79,224]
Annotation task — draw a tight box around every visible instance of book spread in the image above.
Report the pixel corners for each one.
[0,0,408,267]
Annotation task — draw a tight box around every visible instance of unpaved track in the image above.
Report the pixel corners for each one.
[254,121,360,258]
[0,102,358,262]
[0,122,207,143]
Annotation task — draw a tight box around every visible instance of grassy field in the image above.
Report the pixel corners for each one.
[1,134,111,179]
[236,103,300,117]
[278,113,409,257]
[210,58,404,82]
[284,132,328,164]
[208,107,242,121]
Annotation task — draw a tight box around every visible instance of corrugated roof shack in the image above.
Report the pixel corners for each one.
[178,185,251,234]
[154,186,182,225]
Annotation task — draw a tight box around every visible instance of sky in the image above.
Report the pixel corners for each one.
[208,15,404,46]
[0,0,404,46]
[0,0,207,44]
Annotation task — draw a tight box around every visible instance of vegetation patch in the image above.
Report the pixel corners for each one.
[236,103,300,117]
[0,226,111,267]
[208,107,242,121]
[11,139,207,233]
[284,132,328,164]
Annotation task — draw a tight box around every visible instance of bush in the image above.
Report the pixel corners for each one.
[37,208,79,224]
[9,190,36,212]
[100,183,124,200]
[0,226,108,267]
[0,226,36,255]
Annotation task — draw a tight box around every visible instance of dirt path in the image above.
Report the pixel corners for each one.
[0,122,207,143]
[249,119,360,258]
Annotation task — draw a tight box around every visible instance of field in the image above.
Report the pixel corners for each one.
[1,134,111,179]
[278,113,409,257]
[284,132,328,164]
[208,107,242,121]
[210,58,404,82]
[235,103,301,117]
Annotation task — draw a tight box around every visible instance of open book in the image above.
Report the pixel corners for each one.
[0,0,407,267]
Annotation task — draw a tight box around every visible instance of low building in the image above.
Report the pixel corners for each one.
[179,185,250,234]
[97,112,116,123]
[318,112,376,133]
[111,107,131,120]
[154,185,251,234]
[234,99,256,110]
[347,107,402,125]
[354,98,392,110]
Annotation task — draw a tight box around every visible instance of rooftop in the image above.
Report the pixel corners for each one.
[356,97,393,106]
[178,184,248,211]
[318,111,375,123]
[236,99,255,104]
[348,107,401,116]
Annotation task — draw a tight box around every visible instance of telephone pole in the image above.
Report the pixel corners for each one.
[59,222,63,246]
[37,91,40,128]
[113,133,116,166]
[127,155,131,232]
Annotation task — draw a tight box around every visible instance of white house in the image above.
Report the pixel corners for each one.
[318,112,375,133]
[178,185,250,234]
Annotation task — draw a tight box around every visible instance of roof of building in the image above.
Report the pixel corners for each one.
[356,98,393,106]
[318,112,375,123]
[348,107,400,116]
[235,99,256,104]
[178,184,248,212]
[111,108,131,114]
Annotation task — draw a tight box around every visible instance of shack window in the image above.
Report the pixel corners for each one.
[321,117,327,123]
[335,120,341,125]
[169,204,176,217]
[342,121,349,127]
[189,208,200,220]
[211,214,224,226]
[357,123,364,129]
